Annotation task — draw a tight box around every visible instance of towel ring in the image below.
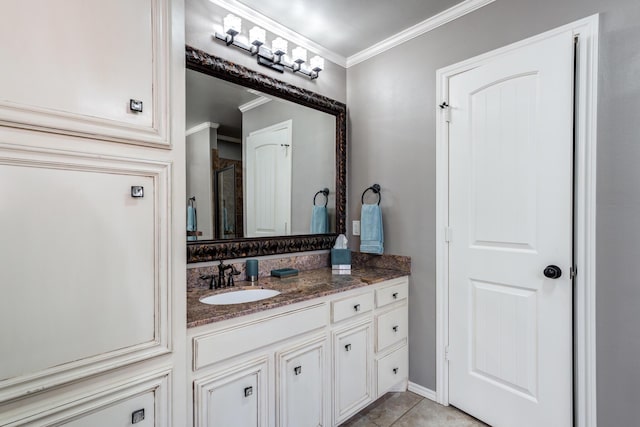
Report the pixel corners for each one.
[313,188,330,207]
[361,184,381,205]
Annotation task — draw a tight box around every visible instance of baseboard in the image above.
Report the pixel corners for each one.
[408,382,437,401]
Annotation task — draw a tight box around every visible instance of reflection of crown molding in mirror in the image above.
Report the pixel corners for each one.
[186,121,219,136]
[185,45,347,263]
[238,96,271,113]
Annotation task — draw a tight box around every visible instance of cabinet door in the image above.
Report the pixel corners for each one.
[277,336,327,427]
[0,0,168,146]
[333,322,373,424]
[0,150,170,401]
[194,357,269,427]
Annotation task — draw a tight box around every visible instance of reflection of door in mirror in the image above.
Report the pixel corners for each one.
[215,165,236,239]
[245,120,292,237]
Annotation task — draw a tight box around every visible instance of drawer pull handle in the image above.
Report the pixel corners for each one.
[244,386,253,397]
[392,292,399,299]
[294,366,302,375]
[393,367,399,375]
[131,186,144,198]
[353,304,360,312]
[393,325,399,332]
[345,344,352,352]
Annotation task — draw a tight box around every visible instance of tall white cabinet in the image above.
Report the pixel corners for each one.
[0,0,186,425]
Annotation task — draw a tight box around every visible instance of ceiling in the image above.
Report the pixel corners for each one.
[186,69,261,137]
[234,0,464,58]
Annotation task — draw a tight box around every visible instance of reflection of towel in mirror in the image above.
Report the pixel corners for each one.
[360,204,383,254]
[187,205,197,241]
[311,205,328,233]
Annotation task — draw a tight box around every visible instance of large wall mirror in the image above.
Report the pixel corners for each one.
[185,46,346,263]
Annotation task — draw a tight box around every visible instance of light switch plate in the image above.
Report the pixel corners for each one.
[352,220,361,236]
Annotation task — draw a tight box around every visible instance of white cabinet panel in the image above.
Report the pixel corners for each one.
[376,306,408,353]
[331,292,374,323]
[333,321,373,424]
[277,335,327,427]
[376,346,408,397]
[2,370,169,427]
[194,357,269,427]
[0,0,169,146]
[0,148,171,401]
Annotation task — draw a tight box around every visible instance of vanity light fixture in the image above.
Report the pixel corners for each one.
[213,14,324,80]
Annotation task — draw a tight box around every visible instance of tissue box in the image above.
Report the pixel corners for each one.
[331,249,351,267]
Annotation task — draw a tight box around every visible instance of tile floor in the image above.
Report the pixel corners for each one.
[340,392,489,427]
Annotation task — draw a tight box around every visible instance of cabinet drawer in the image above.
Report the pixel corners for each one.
[377,345,408,396]
[193,303,326,370]
[332,292,374,323]
[376,306,408,353]
[376,279,408,308]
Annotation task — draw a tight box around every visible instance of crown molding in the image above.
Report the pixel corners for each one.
[186,121,219,136]
[208,0,346,67]
[346,0,496,68]
[238,96,271,113]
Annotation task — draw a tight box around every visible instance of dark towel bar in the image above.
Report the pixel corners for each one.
[313,188,330,207]
[361,184,381,205]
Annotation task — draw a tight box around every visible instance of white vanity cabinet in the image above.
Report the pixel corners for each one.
[0,0,169,146]
[187,276,409,427]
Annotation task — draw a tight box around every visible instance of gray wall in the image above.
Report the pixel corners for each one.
[242,99,336,234]
[347,0,640,424]
[186,126,215,240]
[185,0,347,103]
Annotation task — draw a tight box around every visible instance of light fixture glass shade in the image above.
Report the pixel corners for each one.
[291,47,307,64]
[249,26,266,46]
[272,37,288,56]
[223,14,241,35]
[310,55,325,71]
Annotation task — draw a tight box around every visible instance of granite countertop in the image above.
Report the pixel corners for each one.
[187,267,408,328]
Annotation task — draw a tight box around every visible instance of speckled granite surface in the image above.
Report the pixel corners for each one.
[352,252,411,274]
[187,267,408,328]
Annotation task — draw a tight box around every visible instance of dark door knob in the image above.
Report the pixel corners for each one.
[543,265,562,279]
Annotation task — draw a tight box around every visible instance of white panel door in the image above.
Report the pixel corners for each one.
[0,151,170,401]
[245,120,292,237]
[0,0,168,146]
[448,31,574,427]
[278,337,327,427]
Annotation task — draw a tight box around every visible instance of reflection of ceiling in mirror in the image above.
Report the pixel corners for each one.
[186,69,262,138]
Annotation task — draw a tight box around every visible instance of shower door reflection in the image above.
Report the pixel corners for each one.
[215,165,237,239]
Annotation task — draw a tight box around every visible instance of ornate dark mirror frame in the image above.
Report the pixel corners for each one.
[185,45,346,263]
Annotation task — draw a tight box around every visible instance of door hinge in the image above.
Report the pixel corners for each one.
[439,101,451,123]
[444,227,453,243]
[444,346,450,361]
[570,266,577,279]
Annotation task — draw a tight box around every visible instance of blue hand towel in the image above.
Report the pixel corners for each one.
[360,203,383,254]
[187,205,197,241]
[310,205,329,233]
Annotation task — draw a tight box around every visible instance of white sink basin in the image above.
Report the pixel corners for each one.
[200,289,281,305]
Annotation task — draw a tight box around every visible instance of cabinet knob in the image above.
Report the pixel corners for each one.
[294,366,302,375]
[130,99,143,113]
[244,386,253,397]
[345,344,352,352]
[131,186,144,198]
[392,325,399,332]
[393,367,399,375]
[392,292,399,299]
[353,304,360,312]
